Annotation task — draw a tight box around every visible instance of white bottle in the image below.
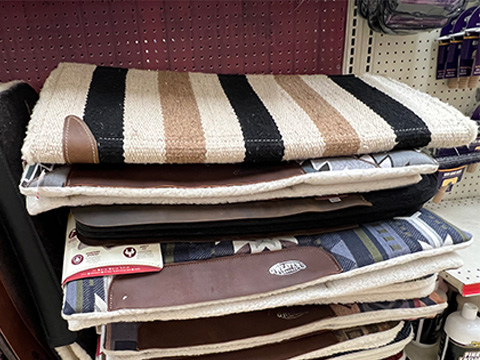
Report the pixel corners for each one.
[438,303,480,360]
[457,295,480,315]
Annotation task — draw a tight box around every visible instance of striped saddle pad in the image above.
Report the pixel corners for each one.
[22,63,476,164]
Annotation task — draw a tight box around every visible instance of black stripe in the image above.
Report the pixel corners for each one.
[218,74,284,162]
[329,75,432,149]
[83,66,128,163]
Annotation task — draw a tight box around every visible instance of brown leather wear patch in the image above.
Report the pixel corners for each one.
[62,115,100,164]
[108,247,342,310]
[136,304,335,349]
[157,330,339,360]
[65,161,304,188]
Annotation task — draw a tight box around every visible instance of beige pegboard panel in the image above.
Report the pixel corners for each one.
[344,2,480,200]
[371,30,478,115]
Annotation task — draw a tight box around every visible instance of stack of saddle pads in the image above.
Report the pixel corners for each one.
[18,63,478,360]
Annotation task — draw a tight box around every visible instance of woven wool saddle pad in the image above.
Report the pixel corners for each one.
[21,150,437,215]
[101,295,443,359]
[22,63,477,165]
[62,209,469,331]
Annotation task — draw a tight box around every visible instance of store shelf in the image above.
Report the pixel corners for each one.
[405,342,438,360]
[426,197,480,296]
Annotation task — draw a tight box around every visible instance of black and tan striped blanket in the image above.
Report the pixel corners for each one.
[22,63,477,164]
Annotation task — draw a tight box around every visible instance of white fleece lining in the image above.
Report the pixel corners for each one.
[103,304,443,359]
[349,274,435,295]
[64,249,464,331]
[290,321,405,360]
[25,173,422,215]
[322,278,436,305]
[55,343,92,360]
[330,326,413,360]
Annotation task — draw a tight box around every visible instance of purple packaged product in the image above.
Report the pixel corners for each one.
[445,37,463,78]
[444,6,476,78]
[466,6,480,28]
[437,17,457,79]
[458,8,480,77]
[472,41,480,76]
[436,167,466,192]
[458,34,479,77]
[451,5,476,33]
[437,40,450,79]
[436,138,480,157]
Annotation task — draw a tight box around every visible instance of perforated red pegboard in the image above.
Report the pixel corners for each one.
[0,0,347,91]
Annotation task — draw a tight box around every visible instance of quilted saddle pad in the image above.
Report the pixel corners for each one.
[102,294,444,359]
[22,63,477,164]
[62,209,470,330]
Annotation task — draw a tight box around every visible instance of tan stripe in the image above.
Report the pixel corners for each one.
[247,75,327,160]
[274,75,361,157]
[189,73,246,163]
[123,69,166,163]
[158,72,206,163]
[301,76,397,155]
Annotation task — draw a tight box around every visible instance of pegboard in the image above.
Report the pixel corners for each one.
[345,1,478,114]
[345,2,480,200]
[0,0,348,91]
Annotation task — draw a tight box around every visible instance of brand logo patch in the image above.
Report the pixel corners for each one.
[269,260,306,276]
[71,254,84,265]
[276,310,309,320]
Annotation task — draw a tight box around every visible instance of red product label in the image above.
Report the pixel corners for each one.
[62,265,161,285]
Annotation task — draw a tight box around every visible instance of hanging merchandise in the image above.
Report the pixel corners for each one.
[359,0,467,35]
[438,303,480,360]
[436,6,480,88]
[442,6,477,87]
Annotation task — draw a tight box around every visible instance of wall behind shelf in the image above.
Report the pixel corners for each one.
[0,0,348,91]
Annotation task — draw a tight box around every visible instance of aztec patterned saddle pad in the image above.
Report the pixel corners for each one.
[62,209,470,330]
[22,63,476,164]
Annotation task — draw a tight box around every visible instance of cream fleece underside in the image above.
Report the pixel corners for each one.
[55,343,92,360]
